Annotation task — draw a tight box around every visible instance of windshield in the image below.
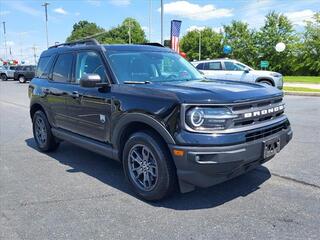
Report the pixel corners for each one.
[106,50,203,83]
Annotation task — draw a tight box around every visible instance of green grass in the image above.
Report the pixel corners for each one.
[284,76,320,84]
[283,86,320,92]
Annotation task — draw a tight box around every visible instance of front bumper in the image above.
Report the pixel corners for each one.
[169,127,292,193]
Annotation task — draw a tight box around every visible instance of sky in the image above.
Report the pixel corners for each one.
[0,0,319,64]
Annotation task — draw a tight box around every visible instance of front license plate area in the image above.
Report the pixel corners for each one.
[263,137,280,158]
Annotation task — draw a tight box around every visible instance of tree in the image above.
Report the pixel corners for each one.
[101,18,147,44]
[223,21,258,68]
[300,12,320,75]
[66,20,104,42]
[255,11,298,74]
[180,28,223,61]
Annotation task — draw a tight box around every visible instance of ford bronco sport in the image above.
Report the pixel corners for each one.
[29,39,292,200]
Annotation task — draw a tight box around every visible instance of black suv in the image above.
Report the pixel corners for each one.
[29,39,292,200]
[14,65,36,83]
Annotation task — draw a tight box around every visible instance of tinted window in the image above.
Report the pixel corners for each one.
[52,54,73,82]
[75,51,106,83]
[207,62,222,70]
[36,56,55,78]
[9,66,17,70]
[224,61,245,71]
[196,63,204,70]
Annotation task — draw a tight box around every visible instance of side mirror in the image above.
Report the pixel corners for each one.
[80,74,102,88]
[244,68,250,73]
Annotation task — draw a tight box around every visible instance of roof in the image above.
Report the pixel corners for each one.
[40,43,173,58]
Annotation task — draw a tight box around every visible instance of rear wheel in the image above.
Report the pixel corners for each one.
[18,75,26,83]
[1,74,7,81]
[123,131,177,201]
[32,110,59,152]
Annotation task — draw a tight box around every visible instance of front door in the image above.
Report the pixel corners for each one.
[64,50,112,142]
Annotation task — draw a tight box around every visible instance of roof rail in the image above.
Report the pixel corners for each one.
[142,42,164,47]
[48,38,99,49]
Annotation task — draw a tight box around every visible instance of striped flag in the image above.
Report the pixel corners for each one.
[170,20,182,53]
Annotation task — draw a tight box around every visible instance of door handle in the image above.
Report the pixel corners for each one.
[71,91,80,98]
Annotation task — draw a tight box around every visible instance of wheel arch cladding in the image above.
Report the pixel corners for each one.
[256,77,275,86]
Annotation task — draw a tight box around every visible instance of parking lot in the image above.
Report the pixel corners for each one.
[0,80,319,240]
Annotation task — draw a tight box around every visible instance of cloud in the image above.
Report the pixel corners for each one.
[75,12,81,16]
[54,8,68,15]
[160,1,233,21]
[0,10,10,16]
[4,1,41,17]
[87,0,101,7]
[186,26,205,32]
[109,0,131,6]
[284,10,316,26]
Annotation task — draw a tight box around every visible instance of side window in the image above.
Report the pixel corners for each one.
[195,63,204,70]
[52,53,73,82]
[75,51,107,83]
[224,61,242,71]
[208,62,222,70]
[36,56,55,79]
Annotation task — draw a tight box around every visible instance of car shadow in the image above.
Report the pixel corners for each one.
[25,138,271,210]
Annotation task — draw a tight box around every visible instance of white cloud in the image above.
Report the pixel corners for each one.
[160,1,233,21]
[54,8,68,15]
[4,1,41,17]
[87,0,101,7]
[109,0,131,6]
[141,26,149,32]
[186,26,205,32]
[0,10,10,16]
[242,0,274,29]
[284,10,316,26]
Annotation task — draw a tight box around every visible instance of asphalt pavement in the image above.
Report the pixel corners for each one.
[0,80,319,240]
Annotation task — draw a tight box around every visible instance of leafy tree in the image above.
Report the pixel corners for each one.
[255,11,299,74]
[223,21,258,68]
[180,28,223,61]
[300,12,320,75]
[66,20,104,42]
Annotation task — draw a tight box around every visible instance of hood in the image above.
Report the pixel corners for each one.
[129,79,283,104]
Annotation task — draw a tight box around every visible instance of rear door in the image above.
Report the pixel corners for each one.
[222,61,247,81]
[64,50,112,142]
[47,52,75,129]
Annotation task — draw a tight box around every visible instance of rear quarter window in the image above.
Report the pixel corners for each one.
[36,56,55,79]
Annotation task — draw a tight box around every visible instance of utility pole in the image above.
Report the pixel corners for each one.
[42,2,49,48]
[198,30,201,61]
[149,0,152,42]
[127,19,132,44]
[160,0,163,45]
[2,21,7,60]
[32,45,37,65]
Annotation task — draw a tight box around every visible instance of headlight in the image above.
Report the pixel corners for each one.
[270,72,282,78]
[186,107,237,131]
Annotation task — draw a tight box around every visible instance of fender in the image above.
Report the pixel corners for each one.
[111,112,176,149]
[255,77,275,86]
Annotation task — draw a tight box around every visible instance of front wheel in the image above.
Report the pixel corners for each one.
[259,80,273,86]
[32,110,59,152]
[18,75,26,83]
[123,131,177,201]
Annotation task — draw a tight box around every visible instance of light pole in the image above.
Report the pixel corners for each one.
[198,30,201,61]
[160,0,163,45]
[42,2,49,48]
[127,19,132,44]
[2,21,7,60]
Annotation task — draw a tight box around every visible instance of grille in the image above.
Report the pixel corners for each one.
[245,120,289,142]
[229,97,284,129]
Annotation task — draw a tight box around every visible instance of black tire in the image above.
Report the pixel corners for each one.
[123,131,177,201]
[32,110,59,152]
[18,75,26,83]
[1,74,7,81]
[259,80,273,86]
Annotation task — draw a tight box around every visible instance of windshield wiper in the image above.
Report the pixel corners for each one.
[124,81,151,84]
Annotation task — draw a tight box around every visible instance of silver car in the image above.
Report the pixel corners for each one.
[192,59,283,89]
[0,65,19,81]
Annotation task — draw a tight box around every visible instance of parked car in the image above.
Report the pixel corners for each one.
[14,65,36,83]
[192,59,283,89]
[0,65,19,81]
[29,39,292,200]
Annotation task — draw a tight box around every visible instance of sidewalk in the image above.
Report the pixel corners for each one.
[284,82,320,89]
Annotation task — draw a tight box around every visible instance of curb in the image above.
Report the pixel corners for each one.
[284,91,320,97]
